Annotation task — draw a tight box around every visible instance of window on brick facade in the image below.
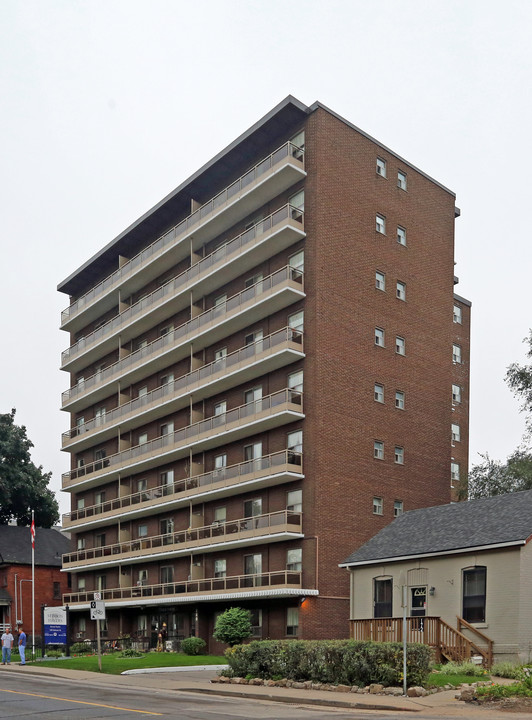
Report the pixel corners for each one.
[286,607,299,636]
[452,423,461,442]
[214,506,226,524]
[77,537,85,550]
[250,609,263,638]
[287,548,302,571]
[160,372,174,386]
[138,432,148,445]
[375,327,385,347]
[373,497,383,515]
[395,446,404,464]
[214,559,226,579]
[376,214,386,234]
[397,171,407,190]
[396,336,406,355]
[53,582,61,600]
[453,344,462,363]
[397,226,407,246]
[374,441,384,460]
[95,533,106,548]
[451,462,460,486]
[160,566,174,584]
[78,577,85,591]
[396,281,406,301]
[160,421,174,436]
[452,384,462,403]
[394,500,404,517]
[97,575,106,591]
[453,304,462,324]
[376,158,387,177]
[395,390,405,409]
[374,383,384,403]
[287,489,302,513]
[138,524,148,538]
[376,271,386,291]
[76,497,85,510]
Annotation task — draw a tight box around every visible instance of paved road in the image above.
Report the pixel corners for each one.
[0,673,389,719]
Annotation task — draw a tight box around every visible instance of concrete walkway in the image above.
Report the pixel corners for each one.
[0,663,529,718]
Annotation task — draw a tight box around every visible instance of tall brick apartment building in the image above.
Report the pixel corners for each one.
[58,96,470,649]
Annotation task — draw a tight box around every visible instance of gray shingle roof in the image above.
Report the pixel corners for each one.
[0,526,70,566]
[341,490,532,567]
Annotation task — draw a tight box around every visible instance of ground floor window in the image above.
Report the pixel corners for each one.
[462,566,486,623]
[286,607,299,636]
[250,609,262,638]
[373,577,392,618]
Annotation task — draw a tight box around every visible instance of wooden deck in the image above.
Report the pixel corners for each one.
[350,616,493,667]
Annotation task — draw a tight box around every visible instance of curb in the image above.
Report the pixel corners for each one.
[121,664,228,675]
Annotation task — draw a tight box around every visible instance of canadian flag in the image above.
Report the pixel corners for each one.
[31,519,35,549]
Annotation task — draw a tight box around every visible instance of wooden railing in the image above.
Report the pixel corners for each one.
[350,616,493,667]
[457,616,493,668]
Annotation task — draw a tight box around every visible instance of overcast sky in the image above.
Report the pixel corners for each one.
[1,0,531,517]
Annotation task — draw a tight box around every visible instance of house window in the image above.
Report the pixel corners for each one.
[376,214,386,234]
[286,607,299,636]
[214,453,227,470]
[160,518,174,536]
[94,448,106,461]
[451,462,460,486]
[160,421,174,436]
[375,328,385,347]
[137,615,147,634]
[78,577,86,591]
[52,582,60,600]
[95,491,105,507]
[374,577,392,617]
[79,617,86,632]
[95,533,106,548]
[289,189,305,212]
[160,566,174,585]
[160,470,174,486]
[462,566,486,623]
[452,384,462,404]
[287,489,302,513]
[288,370,303,394]
[213,401,227,423]
[452,423,461,442]
[374,383,384,403]
[136,338,148,350]
[214,559,226,579]
[137,569,148,586]
[137,478,147,494]
[97,575,106,591]
[395,390,405,409]
[397,226,407,246]
[376,158,387,177]
[453,305,462,324]
[244,387,261,408]
[373,497,383,515]
[244,553,262,579]
[77,537,85,550]
[287,430,303,454]
[138,524,148,538]
[287,548,302,572]
[160,373,174,386]
[250,609,263,638]
[214,293,227,308]
[396,336,406,355]
[396,281,406,301]
[397,171,407,190]
[214,507,226,524]
[289,250,304,278]
[244,442,262,461]
[395,446,404,464]
[288,310,304,333]
[214,347,227,363]
[375,271,386,291]
[453,344,462,363]
[394,500,403,517]
[76,497,85,510]
[244,498,262,518]
[138,432,148,445]
[245,330,263,348]
[76,457,84,468]
[138,386,148,398]
[374,441,384,460]
[160,324,174,337]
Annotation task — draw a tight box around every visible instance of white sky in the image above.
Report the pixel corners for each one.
[1,0,531,517]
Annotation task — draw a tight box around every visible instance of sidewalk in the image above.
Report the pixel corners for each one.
[1,663,529,718]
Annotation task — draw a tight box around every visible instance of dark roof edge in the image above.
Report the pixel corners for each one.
[58,95,310,293]
[453,292,472,307]
[307,101,456,198]
[339,539,526,568]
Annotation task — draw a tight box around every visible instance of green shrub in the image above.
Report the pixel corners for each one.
[441,660,488,677]
[70,642,92,655]
[117,634,132,649]
[224,639,431,687]
[116,648,143,658]
[213,608,252,647]
[478,675,532,699]
[45,650,63,658]
[492,661,525,679]
[181,637,207,656]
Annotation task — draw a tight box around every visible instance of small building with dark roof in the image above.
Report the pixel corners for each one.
[0,526,71,635]
[340,490,532,664]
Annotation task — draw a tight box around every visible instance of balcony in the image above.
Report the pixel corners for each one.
[60,205,305,371]
[64,570,307,607]
[63,510,303,571]
[61,265,304,401]
[61,142,306,332]
[62,389,304,491]
[63,450,303,530]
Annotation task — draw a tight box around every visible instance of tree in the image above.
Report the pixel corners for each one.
[0,409,59,526]
[461,449,532,500]
[212,607,253,647]
[506,330,532,436]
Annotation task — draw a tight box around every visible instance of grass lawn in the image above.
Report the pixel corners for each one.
[30,652,226,675]
[428,671,490,688]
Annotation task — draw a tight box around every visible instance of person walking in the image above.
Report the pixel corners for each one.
[1,625,14,665]
[18,624,27,665]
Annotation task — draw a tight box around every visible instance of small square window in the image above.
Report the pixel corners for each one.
[451,461,460,485]
[452,384,462,404]
[453,305,462,324]
[397,171,407,190]
[375,271,386,291]
[376,214,386,234]
[374,383,384,403]
[396,281,406,301]
[373,497,383,515]
[374,441,384,460]
[452,423,461,442]
[397,226,407,246]
[453,344,462,364]
[395,446,404,464]
[375,328,385,347]
[396,336,406,355]
[394,500,403,517]
[376,158,387,177]
[395,390,405,409]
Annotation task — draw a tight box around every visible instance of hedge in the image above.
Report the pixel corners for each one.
[225,639,431,687]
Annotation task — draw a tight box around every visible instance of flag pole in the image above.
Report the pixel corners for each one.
[31,510,35,660]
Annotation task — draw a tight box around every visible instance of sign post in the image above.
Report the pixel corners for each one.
[401,585,408,696]
[90,595,105,672]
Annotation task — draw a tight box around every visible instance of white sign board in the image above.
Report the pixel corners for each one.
[93,592,101,601]
[90,600,106,620]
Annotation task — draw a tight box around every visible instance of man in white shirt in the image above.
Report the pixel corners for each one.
[1,626,14,665]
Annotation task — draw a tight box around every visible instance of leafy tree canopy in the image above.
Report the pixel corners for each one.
[212,607,253,647]
[0,409,59,526]
[462,449,532,500]
[506,329,532,437]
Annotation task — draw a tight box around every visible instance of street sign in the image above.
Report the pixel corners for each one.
[93,592,101,601]
[90,600,106,620]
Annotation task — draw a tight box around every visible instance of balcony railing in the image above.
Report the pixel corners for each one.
[61,204,304,366]
[62,327,302,438]
[64,570,303,605]
[62,389,303,486]
[63,510,303,567]
[61,264,304,394]
[63,450,303,526]
[61,142,305,326]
